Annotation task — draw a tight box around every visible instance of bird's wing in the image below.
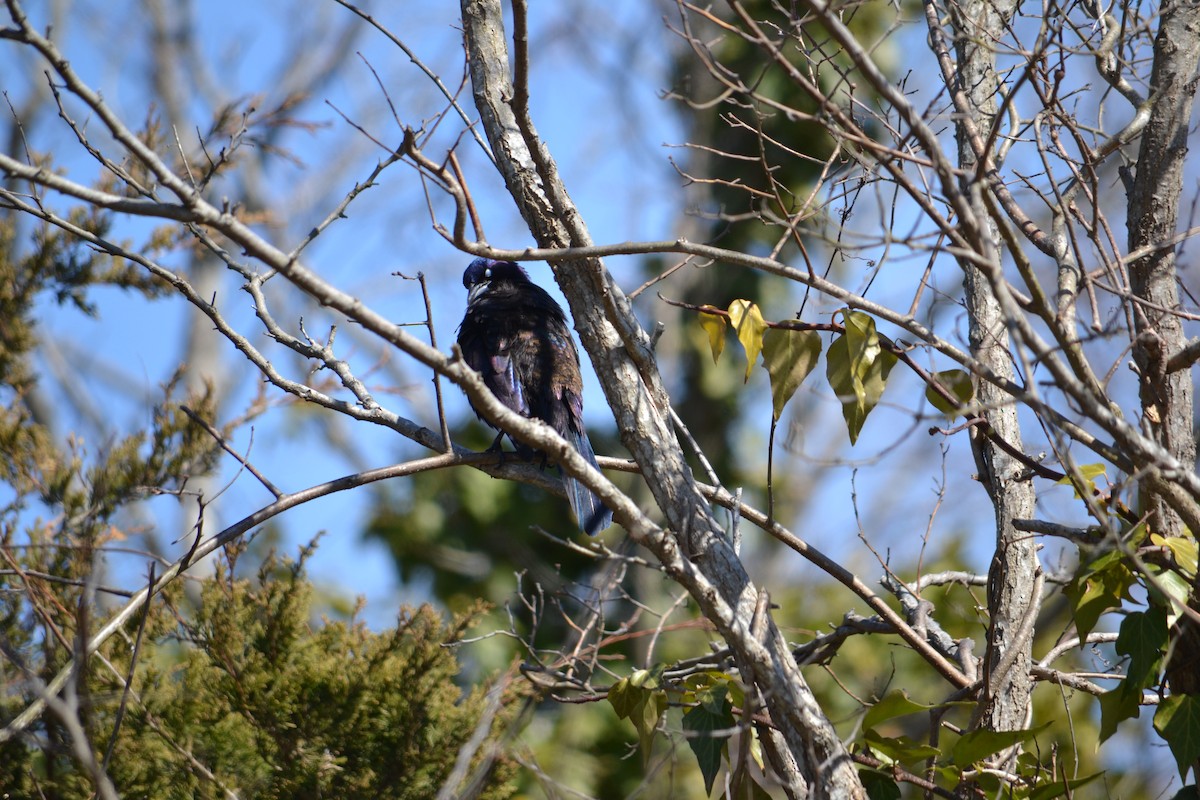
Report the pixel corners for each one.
[489,350,529,417]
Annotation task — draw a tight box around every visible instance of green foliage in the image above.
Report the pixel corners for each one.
[608,667,668,764]
[680,677,736,794]
[860,769,901,800]
[1058,499,1200,782]
[825,310,897,444]
[1156,695,1200,779]
[924,370,974,418]
[947,723,1049,768]
[0,547,518,799]
[761,326,821,421]
[1063,547,1138,640]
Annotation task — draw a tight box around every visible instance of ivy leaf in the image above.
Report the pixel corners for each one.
[860,769,901,800]
[608,671,668,763]
[925,369,974,417]
[727,300,768,382]
[1063,548,1136,640]
[682,685,733,794]
[1154,694,1200,779]
[608,676,635,719]
[733,776,775,800]
[826,310,894,444]
[1116,607,1168,691]
[761,328,821,420]
[1056,462,1107,486]
[1028,771,1104,800]
[949,723,1048,767]
[1057,463,1108,498]
[862,729,940,763]
[698,308,727,364]
[1098,686,1142,744]
[1151,533,1199,578]
[862,689,936,732]
[1149,568,1193,628]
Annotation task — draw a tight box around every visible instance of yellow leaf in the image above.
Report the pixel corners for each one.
[697,309,727,364]
[826,309,892,444]
[727,299,767,383]
[1151,533,1198,578]
[925,369,974,417]
[762,328,821,420]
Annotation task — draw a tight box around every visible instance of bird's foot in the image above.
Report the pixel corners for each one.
[485,432,510,465]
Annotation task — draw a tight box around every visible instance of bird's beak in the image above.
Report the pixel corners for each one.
[468,280,490,306]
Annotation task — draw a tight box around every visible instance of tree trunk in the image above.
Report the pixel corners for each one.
[1127,0,1200,714]
[461,1,864,796]
[948,0,1038,736]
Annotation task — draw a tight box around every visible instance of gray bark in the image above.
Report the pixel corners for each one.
[948,0,1038,735]
[1126,0,1200,709]
[1127,0,1200,541]
[460,1,864,796]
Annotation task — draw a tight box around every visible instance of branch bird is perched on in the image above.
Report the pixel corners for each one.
[456,258,614,536]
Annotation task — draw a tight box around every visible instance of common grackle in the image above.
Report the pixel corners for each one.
[456,258,614,536]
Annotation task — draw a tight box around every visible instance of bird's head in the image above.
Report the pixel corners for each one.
[462,258,530,306]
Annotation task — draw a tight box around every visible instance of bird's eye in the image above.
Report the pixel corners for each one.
[484,267,492,278]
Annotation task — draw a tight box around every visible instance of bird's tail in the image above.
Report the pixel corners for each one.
[564,429,613,536]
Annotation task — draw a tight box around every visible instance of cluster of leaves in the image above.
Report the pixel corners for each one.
[0,543,519,799]
[697,301,972,442]
[1062,470,1200,779]
[606,662,1117,798]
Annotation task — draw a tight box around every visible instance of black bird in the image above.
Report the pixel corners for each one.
[456,258,613,536]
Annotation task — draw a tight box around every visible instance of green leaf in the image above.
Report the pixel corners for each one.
[727,299,768,382]
[698,309,727,364]
[1057,463,1108,498]
[1152,533,1199,578]
[608,677,635,720]
[1063,549,1136,640]
[682,685,733,794]
[733,775,775,800]
[638,689,668,762]
[826,310,894,444]
[761,328,821,420]
[862,689,936,732]
[609,669,667,764]
[1154,694,1200,779]
[1027,771,1104,800]
[949,723,1048,767]
[1116,607,1168,690]
[1056,462,1107,485]
[857,349,897,434]
[924,369,974,417]
[862,729,940,763]
[628,667,660,689]
[860,769,901,800]
[1098,686,1141,744]
[1150,568,1193,628]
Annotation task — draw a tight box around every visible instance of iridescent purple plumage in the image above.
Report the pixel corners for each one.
[456,259,613,535]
